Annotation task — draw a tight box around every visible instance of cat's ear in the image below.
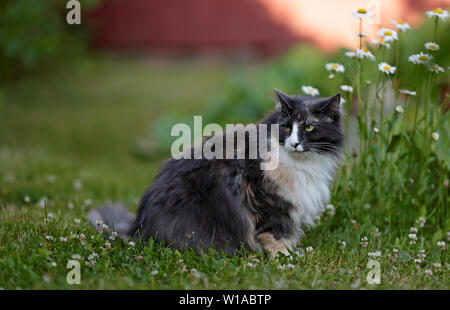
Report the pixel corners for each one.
[312,93,341,119]
[273,88,293,115]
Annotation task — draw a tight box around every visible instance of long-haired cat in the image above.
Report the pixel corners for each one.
[89,89,344,257]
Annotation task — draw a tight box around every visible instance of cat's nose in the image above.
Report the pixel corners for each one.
[291,142,300,148]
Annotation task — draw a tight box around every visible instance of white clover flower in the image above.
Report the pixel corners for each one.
[356,48,375,61]
[325,204,335,216]
[325,63,345,73]
[371,39,391,49]
[414,258,421,264]
[84,199,92,206]
[306,246,314,253]
[428,64,445,74]
[395,105,404,113]
[88,253,99,261]
[128,241,136,248]
[67,202,74,209]
[74,218,81,224]
[433,263,441,269]
[368,251,381,258]
[424,269,433,276]
[360,237,369,247]
[50,262,57,267]
[373,127,379,133]
[377,27,398,42]
[109,231,118,241]
[301,86,319,97]
[73,180,83,191]
[408,233,417,244]
[101,224,109,232]
[378,62,396,75]
[78,233,86,240]
[60,237,67,243]
[392,20,410,32]
[408,52,433,64]
[104,241,111,249]
[24,196,30,203]
[340,97,346,104]
[437,241,446,249]
[328,73,335,80]
[416,217,426,227]
[45,235,54,241]
[345,51,356,58]
[425,8,449,21]
[339,240,346,250]
[246,262,257,268]
[71,254,82,260]
[95,220,103,226]
[424,42,440,51]
[410,227,418,234]
[340,85,353,93]
[418,249,426,259]
[399,89,416,96]
[352,8,372,19]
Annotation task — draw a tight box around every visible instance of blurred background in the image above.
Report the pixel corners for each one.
[0,0,449,173]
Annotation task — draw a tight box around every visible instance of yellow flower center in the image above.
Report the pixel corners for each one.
[418,55,428,61]
[331,64,338,68]
[397,20,404,24]
[363,48,369,52]
[357,8,367,14]
[383,66,391,70]
[384,31,392,36]
[379,39,385,43]
[432,133,438,140]
[429,45,436,50]
[433,8,443,14]
[431,66,438,70]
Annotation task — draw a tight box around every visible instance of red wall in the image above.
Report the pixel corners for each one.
[87,0,303,56]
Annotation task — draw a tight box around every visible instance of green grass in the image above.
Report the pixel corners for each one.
[0,55,448,290]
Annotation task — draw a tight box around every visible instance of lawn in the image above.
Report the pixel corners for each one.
[0,55,448,290]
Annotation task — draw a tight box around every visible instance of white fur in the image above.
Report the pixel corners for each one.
[265,144,340,249]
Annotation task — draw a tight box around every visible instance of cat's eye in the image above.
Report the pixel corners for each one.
[284,125,291,132]
[305,124,315,132]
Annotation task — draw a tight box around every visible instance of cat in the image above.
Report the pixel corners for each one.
[88,89,344,257]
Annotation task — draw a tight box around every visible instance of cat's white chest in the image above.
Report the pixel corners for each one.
[264,149,338,247]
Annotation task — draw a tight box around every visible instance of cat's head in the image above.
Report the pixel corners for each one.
[274,89,344,157]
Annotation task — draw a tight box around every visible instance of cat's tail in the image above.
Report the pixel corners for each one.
[88,201,136,239]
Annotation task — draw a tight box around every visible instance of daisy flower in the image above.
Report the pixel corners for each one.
[424,42,440,51]
[340,85,353,93]
[392,20,410,32]
[378,62,396,74]
[301,86,319,97]
[371,39,390,49]
[432,132,439,141]
[345,51,356,58]
[425,8,449,21]
[428,64,445,74]
[408,52,433,64]
[356,48,375,61]
[377,27,398,42]
[399,89,416,96]
[352,8,372,19]
[325,63,345,73]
